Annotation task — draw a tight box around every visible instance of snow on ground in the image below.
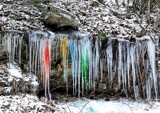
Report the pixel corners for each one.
[0,94,160,113]
[0,94,55,113]
[55,98,160,113]
[1,61,160,113]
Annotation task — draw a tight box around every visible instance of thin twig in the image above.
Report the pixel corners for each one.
[67,105,72,113]
[79,101,90,113]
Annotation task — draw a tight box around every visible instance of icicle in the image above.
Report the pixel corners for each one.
[130,42,139,99]
[106,37,113,83]
[78,43,81,97]
[26,30,158,100]
[147,36,157,100]
[69,39,77,96]
[61,37,69,95]
[88,41,93,90]
[100,59,103,82]
[29,31,54,100]
[122,41,127,92]
[117,39,128,91]
[81,40,88,92]
[126,42,131,91]
[42,41,51,99]
[6,31,23,66]
[68,32,93,97]
[118,41,122,88]
[94,39,100,82]
[61,37,68,82]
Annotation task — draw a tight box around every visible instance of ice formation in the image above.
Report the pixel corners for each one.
[28,31,54,100]
[6,30,23,65]
[3,30,159,100]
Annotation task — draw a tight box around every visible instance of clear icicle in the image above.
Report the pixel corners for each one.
[78,43,81,97]
[94,39,100,81]
[130,42,139,99]
[7,31,23,66]
[146,36,157,100]
[106,37,113,83]
[126,42,131,90]
[118,41,122,88]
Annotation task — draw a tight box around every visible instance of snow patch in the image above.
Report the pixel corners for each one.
[57,99,160,113]
[7,63,22,78]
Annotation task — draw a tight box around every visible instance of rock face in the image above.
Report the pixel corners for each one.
[0,31,8,60]
[0,22,3,31]
[0,1,45,31]
[0,63,39,95]
[44,4,79,30]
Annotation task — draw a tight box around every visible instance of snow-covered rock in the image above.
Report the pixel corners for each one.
[0,63,39,95]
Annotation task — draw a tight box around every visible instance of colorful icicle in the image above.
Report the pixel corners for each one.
[42,41,51,99]
[69,40,77,95]
[43,42,50,76]
[26,31,159,100]
[81,42,88,92]
[28,31,54,100]
[61,37,68,81]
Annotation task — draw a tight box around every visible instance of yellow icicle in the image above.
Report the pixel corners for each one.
[61,37,68,66]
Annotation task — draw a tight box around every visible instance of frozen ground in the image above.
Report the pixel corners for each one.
[55,98,160,113]
[0,58,160,113]
[0,94,55,113]
[0,94,160,113]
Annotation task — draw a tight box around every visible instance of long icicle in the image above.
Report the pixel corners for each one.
[42,40,51,100]
[81,40,88,92]
[61,37,68,94]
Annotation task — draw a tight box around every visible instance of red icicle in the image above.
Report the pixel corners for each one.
[42,41,50,87]
[44,42,50,73]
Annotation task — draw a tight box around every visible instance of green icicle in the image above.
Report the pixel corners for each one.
[81,46,88,91]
